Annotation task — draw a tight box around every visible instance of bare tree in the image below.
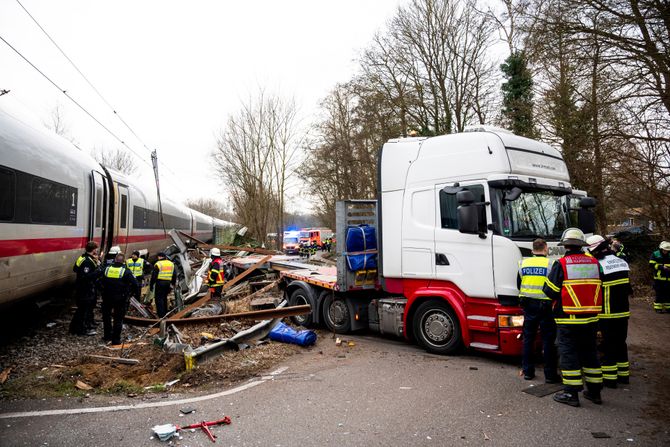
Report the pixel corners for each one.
[92,146,138,175]
[185,198,236,221]
[213,90,303,243]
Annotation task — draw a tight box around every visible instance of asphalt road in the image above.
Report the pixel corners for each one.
[1,303,668,447]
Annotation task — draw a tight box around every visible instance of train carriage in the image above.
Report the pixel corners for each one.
[0,104,235,306]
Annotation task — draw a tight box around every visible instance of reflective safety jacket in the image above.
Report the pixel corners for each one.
[518,256,552,301]
[544,250,603,324]
[126,258,146,278]
[649,250,670,281]
[597,254,631,319]
[100,262,138,301]
[155,260,174,281]
[208,257,225,287]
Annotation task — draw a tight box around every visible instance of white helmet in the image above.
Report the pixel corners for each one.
[558,228,587,247]
[586,234,607,252]
[660,241,670,251]
[211,247,221,257]
[108,246,121,255]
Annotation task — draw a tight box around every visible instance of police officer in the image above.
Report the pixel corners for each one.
[100,252,138,345]
[544,228,604,407]
[69,241,101,336]
[208,247,225,299]
[126,250,148,298]
[587,235,632,387]
[150,252,175,318]
[649,241,670,313]
[517,238,559,383]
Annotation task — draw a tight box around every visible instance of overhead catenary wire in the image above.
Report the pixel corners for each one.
[12,0,179,179]
[0,34,152,168]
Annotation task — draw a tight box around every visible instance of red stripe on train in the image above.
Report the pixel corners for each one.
[0,233,185,258]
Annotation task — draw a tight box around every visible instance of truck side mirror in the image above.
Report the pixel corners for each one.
[457,205,479,234]
[578,196,597,234]
[456,190,475,205]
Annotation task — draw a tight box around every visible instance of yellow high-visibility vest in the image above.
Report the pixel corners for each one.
[518,256,552,301]
[126,258,145,277]
[104,265,126,279]
[155,259,174,281]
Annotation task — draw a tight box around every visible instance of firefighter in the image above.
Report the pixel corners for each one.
[587,235,632,387]
[543,228,604,407]
[150,252,175,318]
[610,238,629,262]
[517,238,559,383]
[649,241,670,313]
[69,241,101,336]
[99,252,138,345]
[126,250,148,298]
[208,247,225,299]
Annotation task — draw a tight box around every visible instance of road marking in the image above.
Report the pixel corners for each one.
[0,366,289,419]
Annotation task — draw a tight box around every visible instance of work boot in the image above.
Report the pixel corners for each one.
[524,372,535,380]
[583,390,603,405]
[618,376,629,385]
[603,380,617,389]
[553,391,580,407]
[85,329,97,336]
[545,376,561,384]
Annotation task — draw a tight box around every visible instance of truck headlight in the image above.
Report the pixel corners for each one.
[498,315,524,327]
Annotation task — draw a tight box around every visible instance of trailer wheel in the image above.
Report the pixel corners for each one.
[413,301,462,355]
[323,295,352,334]
[289,288,315,327]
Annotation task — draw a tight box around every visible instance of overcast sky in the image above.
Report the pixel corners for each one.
[0,0,405,211]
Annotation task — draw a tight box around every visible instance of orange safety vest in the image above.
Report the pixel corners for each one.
[558,254,602,315]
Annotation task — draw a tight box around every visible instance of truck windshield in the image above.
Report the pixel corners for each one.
[284,237,298,244]
[499,190,568,240]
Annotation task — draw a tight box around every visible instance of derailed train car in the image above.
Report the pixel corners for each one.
[0,104,235,306]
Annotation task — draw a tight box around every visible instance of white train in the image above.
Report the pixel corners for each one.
[0,104,235,306]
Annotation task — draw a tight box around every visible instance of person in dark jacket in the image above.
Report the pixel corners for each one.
[587,235,632,387]
[543,228,604,407]
[69,241,101,336]
[649,241,670,312]
[150,252,175,318]
[100,253,138,345]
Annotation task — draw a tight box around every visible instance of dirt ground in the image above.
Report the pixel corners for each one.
[0,288,310,400]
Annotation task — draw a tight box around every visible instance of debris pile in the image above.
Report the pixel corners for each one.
[0,234,315,400]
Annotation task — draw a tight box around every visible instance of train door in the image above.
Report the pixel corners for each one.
[117,185,130,252]
[89,171,109,252]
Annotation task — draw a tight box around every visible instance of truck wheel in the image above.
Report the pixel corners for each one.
[323,294,352,334]
[289,288,315,327]
[413,301,462,355]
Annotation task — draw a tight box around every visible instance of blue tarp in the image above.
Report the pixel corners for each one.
[268,322,317,347]
[346,225,377,252]
[346,225,377,271]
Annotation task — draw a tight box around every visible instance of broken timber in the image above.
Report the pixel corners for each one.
[177,230,208,246]
[83,355,140,365]
[146,255,272,335]
[125,304,311,327]
[200,244,281,255]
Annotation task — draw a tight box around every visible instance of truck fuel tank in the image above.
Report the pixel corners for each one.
[369,298,407,337]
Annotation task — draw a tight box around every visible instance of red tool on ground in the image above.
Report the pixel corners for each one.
[178,417,232,443]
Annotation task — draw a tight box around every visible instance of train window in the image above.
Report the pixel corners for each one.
[30,177,77,225]
[0,167,15,221]
[95,187,102,227]
[120,194,128,229]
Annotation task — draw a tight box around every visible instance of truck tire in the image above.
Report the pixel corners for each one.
[323,294,352,334]
[289,288,315,327]
[412,300,462,355]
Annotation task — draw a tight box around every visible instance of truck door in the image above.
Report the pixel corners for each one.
[89,171,109,252]
[117,185,129,252]
[433,181,494,298]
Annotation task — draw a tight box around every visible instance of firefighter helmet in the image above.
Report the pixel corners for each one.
[558,228,588,247]
[211,247,221,257]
